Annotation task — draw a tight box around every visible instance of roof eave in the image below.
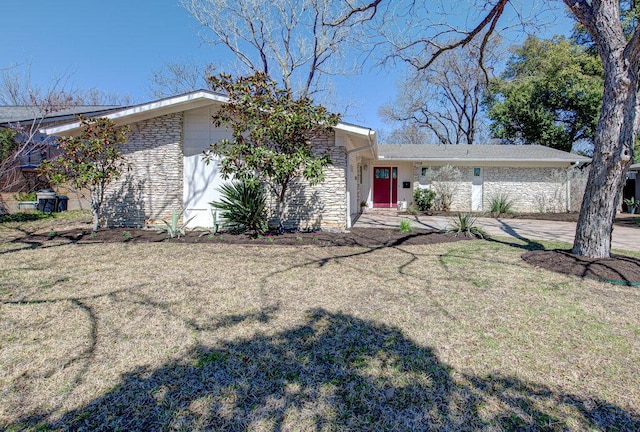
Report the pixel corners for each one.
[43,91,229,136]
[43,90,377,140]
[378,157,591,163]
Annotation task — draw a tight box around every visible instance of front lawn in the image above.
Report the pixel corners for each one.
[0,216,638,430]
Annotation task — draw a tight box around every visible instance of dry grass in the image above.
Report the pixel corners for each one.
[0,215,639,431]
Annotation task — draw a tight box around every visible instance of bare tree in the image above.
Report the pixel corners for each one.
[379,45,494,144]
[377,124,431,145]
[149,60,216,98]
[338,0,640,259]
[180,0,369,98]
[0,69,75,192]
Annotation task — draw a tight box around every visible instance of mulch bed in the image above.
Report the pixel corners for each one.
[523,249,640,285]
[24,227,474,248]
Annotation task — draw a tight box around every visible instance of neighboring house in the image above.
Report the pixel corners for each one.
[624,163,640,211]
[43,90,590,230]
[0,105,121,193]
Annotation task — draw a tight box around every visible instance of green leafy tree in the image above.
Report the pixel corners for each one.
[40,116,130,231]
[0,129,17,166]
[484,36,604,152]
[204,73,340,231]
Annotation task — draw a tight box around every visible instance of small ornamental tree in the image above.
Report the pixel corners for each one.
[40,116,130,231]
[205,73,340,231]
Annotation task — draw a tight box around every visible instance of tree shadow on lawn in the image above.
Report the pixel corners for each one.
[485,220,546,252]
[10,309,638,431]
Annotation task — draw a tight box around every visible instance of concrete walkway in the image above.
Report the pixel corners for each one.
[353,212,640,252]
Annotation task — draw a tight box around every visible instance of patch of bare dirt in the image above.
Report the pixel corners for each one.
[523,249,640,285]
[23,227,474,247]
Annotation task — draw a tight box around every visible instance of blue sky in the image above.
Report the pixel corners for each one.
[2,0,574,132]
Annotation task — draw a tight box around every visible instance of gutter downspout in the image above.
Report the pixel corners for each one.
[345,131,374,229]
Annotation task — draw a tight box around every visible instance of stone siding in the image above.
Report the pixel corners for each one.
[413,164,584,213]
[103,113,183,227]
[413,165,473,211]
[102,117,346,230]
[277,131,347,230]
[483,167,570,213]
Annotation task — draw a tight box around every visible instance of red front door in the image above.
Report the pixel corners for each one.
[373,167,398,207]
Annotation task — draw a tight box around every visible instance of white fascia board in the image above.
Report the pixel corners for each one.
[334,122,374,137]
[43,91,229,136]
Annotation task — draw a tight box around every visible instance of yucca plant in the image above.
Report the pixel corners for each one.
[446,213,487,238]
[489,193,514,216]
[210,180,268,235]
[156,209,196,239]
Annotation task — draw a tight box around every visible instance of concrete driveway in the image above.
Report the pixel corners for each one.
[353,212,640,252]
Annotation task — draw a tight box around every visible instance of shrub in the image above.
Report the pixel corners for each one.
[624,197,639,213]
[413,188,436,211]
[155,209,195,239]
[0,211,52,224]
[425,165,462,211]
[399,218,413,233]
[210,180,268,234]
[446,213,486,238]
[489,193,514,216]
[14,191,37,202]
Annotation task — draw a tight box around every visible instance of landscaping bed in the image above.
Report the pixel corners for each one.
[21,226,473,247]
[523,249,640,285]
[4,211,640,284]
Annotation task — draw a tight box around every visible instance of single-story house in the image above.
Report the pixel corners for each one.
[43,90,590,230]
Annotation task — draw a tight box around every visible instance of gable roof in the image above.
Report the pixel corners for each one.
[377,144,590,163]
[41,90,374,141]
[0,105,121,126]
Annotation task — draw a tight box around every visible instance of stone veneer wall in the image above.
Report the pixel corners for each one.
[413,164,580,213]
[277,131,347,230]
[102,118,345,229]
[413,165,473,211]
[102,113,183,227]
[483,167,571,213]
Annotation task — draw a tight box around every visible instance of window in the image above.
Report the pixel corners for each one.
[375,168,390,179]
[474,167,482,177]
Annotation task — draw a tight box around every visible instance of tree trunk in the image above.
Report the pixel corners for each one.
[275,180,289,234]
[91,185,104,232]
[91,203,100,232]
[572,54,637,258]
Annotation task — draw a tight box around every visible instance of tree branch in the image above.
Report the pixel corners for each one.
[325,0,383,26]
[415,0,508,71]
